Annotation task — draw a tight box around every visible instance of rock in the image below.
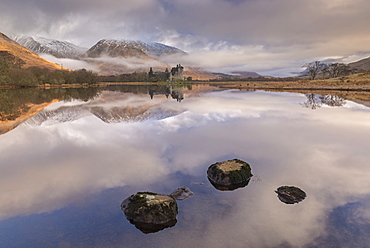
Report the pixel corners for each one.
[129,219,177,234]
[170,186,194,200]
[275,186,306,204]
[207,159,253,191]
[121,192,178,227]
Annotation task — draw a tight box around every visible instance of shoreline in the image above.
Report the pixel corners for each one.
[1,80,370,102]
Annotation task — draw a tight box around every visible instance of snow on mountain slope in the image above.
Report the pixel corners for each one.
[12,35,87,59]
[86,39,186,59]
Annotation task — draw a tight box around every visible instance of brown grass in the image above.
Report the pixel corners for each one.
[0,33,62,71]
[217,73,370,102]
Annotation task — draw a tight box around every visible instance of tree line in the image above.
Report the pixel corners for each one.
[0,52,99,86]
[302,61,361,80]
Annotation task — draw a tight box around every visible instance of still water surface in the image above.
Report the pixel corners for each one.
[1,85,370,247]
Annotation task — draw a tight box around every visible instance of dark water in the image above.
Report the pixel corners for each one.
[1,85,370,248]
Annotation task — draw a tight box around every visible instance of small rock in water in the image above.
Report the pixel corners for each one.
[170,186,194,200]
[275,186,306,204]
[121,192,178,233]
[207,159,253,191]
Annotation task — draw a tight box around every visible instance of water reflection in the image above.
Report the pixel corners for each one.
[1,88,370,247]
[208,177,251,191]
[0,85,199,135]
[301,93,346,109]
[0,87,100,134]
[130,219,177,234]
[0,87,100,121]
[149,85,184,102]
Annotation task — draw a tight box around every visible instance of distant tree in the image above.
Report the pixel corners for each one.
[69,69,99,85]
[303,61,326,80]
[323,63,351,78]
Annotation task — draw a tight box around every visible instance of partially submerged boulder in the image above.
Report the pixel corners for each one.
[275,186,306,204]
[128,219,177,234]
[207,159,253,191]
[121,192,178,233]
[170,186,194,200]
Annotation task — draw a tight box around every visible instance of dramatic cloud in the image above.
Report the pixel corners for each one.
[1,0,370,76]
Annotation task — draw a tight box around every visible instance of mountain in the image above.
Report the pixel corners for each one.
[85,39,188,75]
[4,34,218,80]
[86,39,186,59]
[231,71,262,78]
[183,67,218,80]
[349,56,370,72]
[0,33,61,70]
[12,35,87,59]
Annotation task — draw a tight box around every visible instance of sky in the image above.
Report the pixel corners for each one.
[1,0,370,76]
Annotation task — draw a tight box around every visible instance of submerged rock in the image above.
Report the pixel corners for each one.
[121,192,178,233]
[275,186,306,204]
[207,159,253,191]
[128,219,177,234]
[170,186,194,200]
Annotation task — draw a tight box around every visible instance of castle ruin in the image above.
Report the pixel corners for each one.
[148,64,184,82]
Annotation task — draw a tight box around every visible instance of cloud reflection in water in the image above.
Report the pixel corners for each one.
[1,89,370,247]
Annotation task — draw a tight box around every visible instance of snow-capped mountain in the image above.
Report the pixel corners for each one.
[12,35,87,59]
[86,39,186,59]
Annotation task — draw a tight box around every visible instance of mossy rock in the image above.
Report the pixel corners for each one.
[207,159,253,191]
[275,186,306,204]
[121,192,178,225]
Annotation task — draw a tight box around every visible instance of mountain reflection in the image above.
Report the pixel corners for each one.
[0,85,195,134]
[301,93,346,109]
[0,87,100,135]
[0,87,100,121]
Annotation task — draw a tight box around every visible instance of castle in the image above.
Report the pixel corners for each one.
[148,64,184,82]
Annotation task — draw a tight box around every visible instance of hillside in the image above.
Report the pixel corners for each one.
[0,33,61,70]
[183,67,218,80]
[85,39,219,79]
[349,56,370,72]
[12,35,87,59]
[2,34,222,80]
[86,39,150,59]
[86,39,185,59]
[231,71,262,78]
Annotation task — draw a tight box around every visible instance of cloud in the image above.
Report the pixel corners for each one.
[86,56,167,71]
[39,54,98,71]
[160,44,310,76]
[2,0,370,76]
